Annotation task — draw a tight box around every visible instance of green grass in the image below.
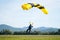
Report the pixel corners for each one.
[0,35,60,40]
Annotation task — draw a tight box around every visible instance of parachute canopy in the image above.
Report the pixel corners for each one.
[22,3,48,14]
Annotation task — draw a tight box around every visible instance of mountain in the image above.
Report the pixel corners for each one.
[34,27,58,32]
[0,24,23,32]
[0,24,58,32]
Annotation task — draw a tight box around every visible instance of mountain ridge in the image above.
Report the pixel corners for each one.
[0,24,58,32]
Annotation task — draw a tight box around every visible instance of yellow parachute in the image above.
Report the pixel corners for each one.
[22,3,48,14]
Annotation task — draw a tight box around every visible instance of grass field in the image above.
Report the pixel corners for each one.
[0,35,60,40]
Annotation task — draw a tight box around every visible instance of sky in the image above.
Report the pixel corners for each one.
[0,0,60,28]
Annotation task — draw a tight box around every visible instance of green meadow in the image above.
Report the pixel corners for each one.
[0,35,60,40]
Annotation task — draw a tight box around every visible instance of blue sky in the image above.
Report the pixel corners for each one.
[0,0,60,28]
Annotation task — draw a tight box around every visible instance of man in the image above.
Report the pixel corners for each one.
[26,24,33,33]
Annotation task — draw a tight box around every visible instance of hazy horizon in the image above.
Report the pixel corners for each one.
[0,24,60,29]
[0,0,60,28]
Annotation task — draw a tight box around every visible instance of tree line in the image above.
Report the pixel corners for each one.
[0,29,60,35]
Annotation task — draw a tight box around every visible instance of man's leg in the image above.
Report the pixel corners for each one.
[29,29,31,33]
[26,29,29,33]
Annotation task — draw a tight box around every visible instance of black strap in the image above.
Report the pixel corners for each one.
[39,6,44,9]
[34,4,40,7]
[28,3,35,7]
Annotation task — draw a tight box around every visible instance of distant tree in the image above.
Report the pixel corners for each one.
[33,31,40,35]
[57,29,60,35]
[58,29,60,32]
[0,29,12,35]
[53,29,60,35]
[13,31,26,35]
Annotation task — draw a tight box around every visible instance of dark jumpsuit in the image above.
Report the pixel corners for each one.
[26,24,33,33]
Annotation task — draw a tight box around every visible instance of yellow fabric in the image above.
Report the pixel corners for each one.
[22,4,32,10]
[41,9,48,14]
[22,3,48,15]
[29,22,33,25]
[33,3,37,6]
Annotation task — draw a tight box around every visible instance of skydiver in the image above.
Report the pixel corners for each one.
[26,24,33,33]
